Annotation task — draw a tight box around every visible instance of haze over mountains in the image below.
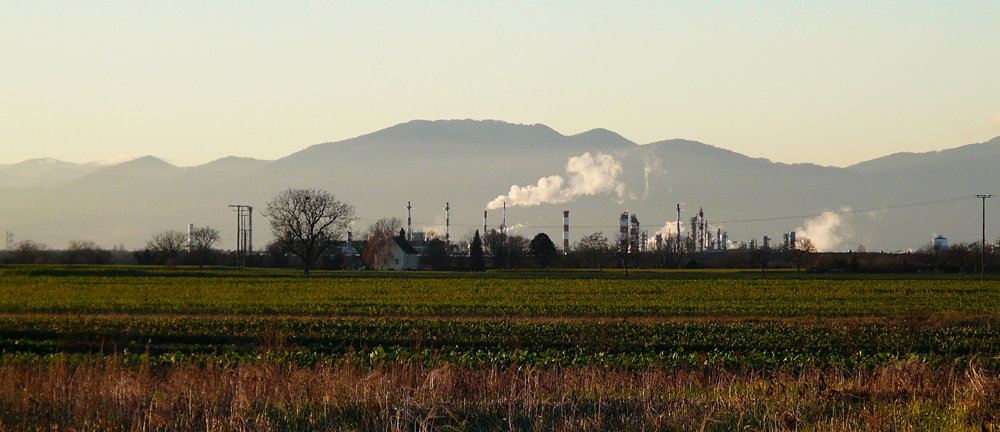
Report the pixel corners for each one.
[2,119,998,252]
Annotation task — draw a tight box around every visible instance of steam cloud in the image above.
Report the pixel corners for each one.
[655,221,682,238]
[796,209,852,252]
[641,156,664,200]
[487,152,624,209]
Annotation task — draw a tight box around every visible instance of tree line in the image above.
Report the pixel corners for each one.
[4,188,998,276]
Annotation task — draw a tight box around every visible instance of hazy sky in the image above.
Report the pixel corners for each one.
[3,1,999,168]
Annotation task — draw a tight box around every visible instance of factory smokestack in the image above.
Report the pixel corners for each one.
[502,202,506,235]
[406,201,412,241]
[630,214,640,253]
[188,223,194,252]
[483,210,487,235]
[445,202,450,243]
[619,211,629,246]
[563,210,570,254]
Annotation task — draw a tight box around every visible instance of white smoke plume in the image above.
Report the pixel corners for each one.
[649,221,683,250]
[655,221,683,238]
[795,209,853,252]
[487,152,623,209]
[504,223,527,234]
[641,156,664,200]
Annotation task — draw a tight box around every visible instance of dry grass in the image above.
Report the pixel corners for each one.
[1,359,998,431]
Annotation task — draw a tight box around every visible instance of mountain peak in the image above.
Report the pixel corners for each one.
[92,156,181,178]
[571,128,635,149]
[368,119,565,144]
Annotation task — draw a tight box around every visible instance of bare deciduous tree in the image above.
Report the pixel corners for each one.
[749,241,773,278]
[614,232,636,277]
[190,226,221,268]
[575,232,611,271]
[8,240,49,264]
[650,233,689,269]
[146,231,187,269]
[265,188,356,277]
[783,237,816,272]
[65,240,110,265]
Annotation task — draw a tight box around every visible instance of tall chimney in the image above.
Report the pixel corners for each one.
[619,211,629,245]
[675,204,681,252]
[630,214,640,252]
[406,201,412,241]
[188,223,194,252]
[563,211,570,254]
[483,210,487,235]
[445,202,450,243]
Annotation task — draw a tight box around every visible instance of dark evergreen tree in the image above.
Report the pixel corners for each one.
[470,230,485,272]
[529,233,559,268]
[421,238,449,270]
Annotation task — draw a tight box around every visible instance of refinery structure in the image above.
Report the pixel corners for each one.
[3,195,992,274]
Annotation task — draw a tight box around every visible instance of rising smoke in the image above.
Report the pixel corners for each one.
[640,156,664,201]
[487,152,624,209]
[796,209,853,252]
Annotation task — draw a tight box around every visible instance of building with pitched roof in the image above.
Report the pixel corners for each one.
[386,229,419,270]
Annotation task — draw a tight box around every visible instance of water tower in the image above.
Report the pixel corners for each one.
[933,235,948,250]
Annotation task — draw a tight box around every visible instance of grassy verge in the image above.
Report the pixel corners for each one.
[1,360,997,431]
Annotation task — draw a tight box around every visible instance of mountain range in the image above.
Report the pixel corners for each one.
[2,119,998,252]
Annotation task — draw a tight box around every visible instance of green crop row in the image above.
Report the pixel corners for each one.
[2,272,999,318]
[2,316,998,370]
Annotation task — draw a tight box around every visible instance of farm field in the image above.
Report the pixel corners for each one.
[2,265,1000,318]
[2,265,1000,430]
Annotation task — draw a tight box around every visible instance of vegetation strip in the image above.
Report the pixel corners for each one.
[2,271,1000,318]
[2,316,998,370]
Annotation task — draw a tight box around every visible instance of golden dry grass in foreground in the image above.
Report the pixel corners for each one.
[1,359,998,431]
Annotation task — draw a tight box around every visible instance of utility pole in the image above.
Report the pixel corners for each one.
[977,194,992,277]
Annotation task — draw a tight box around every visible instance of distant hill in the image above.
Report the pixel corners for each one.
[569,128,636,149]
[0,120,997,252]
[89,156,183,179]
[0,158,79,178]
[846,136,1000,174]
[186,156,271,176]
[0,158,101,187]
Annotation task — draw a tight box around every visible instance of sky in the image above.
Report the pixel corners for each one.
[3,1,999,168]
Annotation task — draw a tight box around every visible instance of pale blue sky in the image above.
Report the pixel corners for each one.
[3,1,999,167]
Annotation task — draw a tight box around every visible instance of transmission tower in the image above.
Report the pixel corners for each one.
[229,205,253,270]
[4,231,12,250]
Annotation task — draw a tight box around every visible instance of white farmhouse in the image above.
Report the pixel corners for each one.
[385,230,419,270]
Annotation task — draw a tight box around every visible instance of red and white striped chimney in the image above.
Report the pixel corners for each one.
[562,211,570,254]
